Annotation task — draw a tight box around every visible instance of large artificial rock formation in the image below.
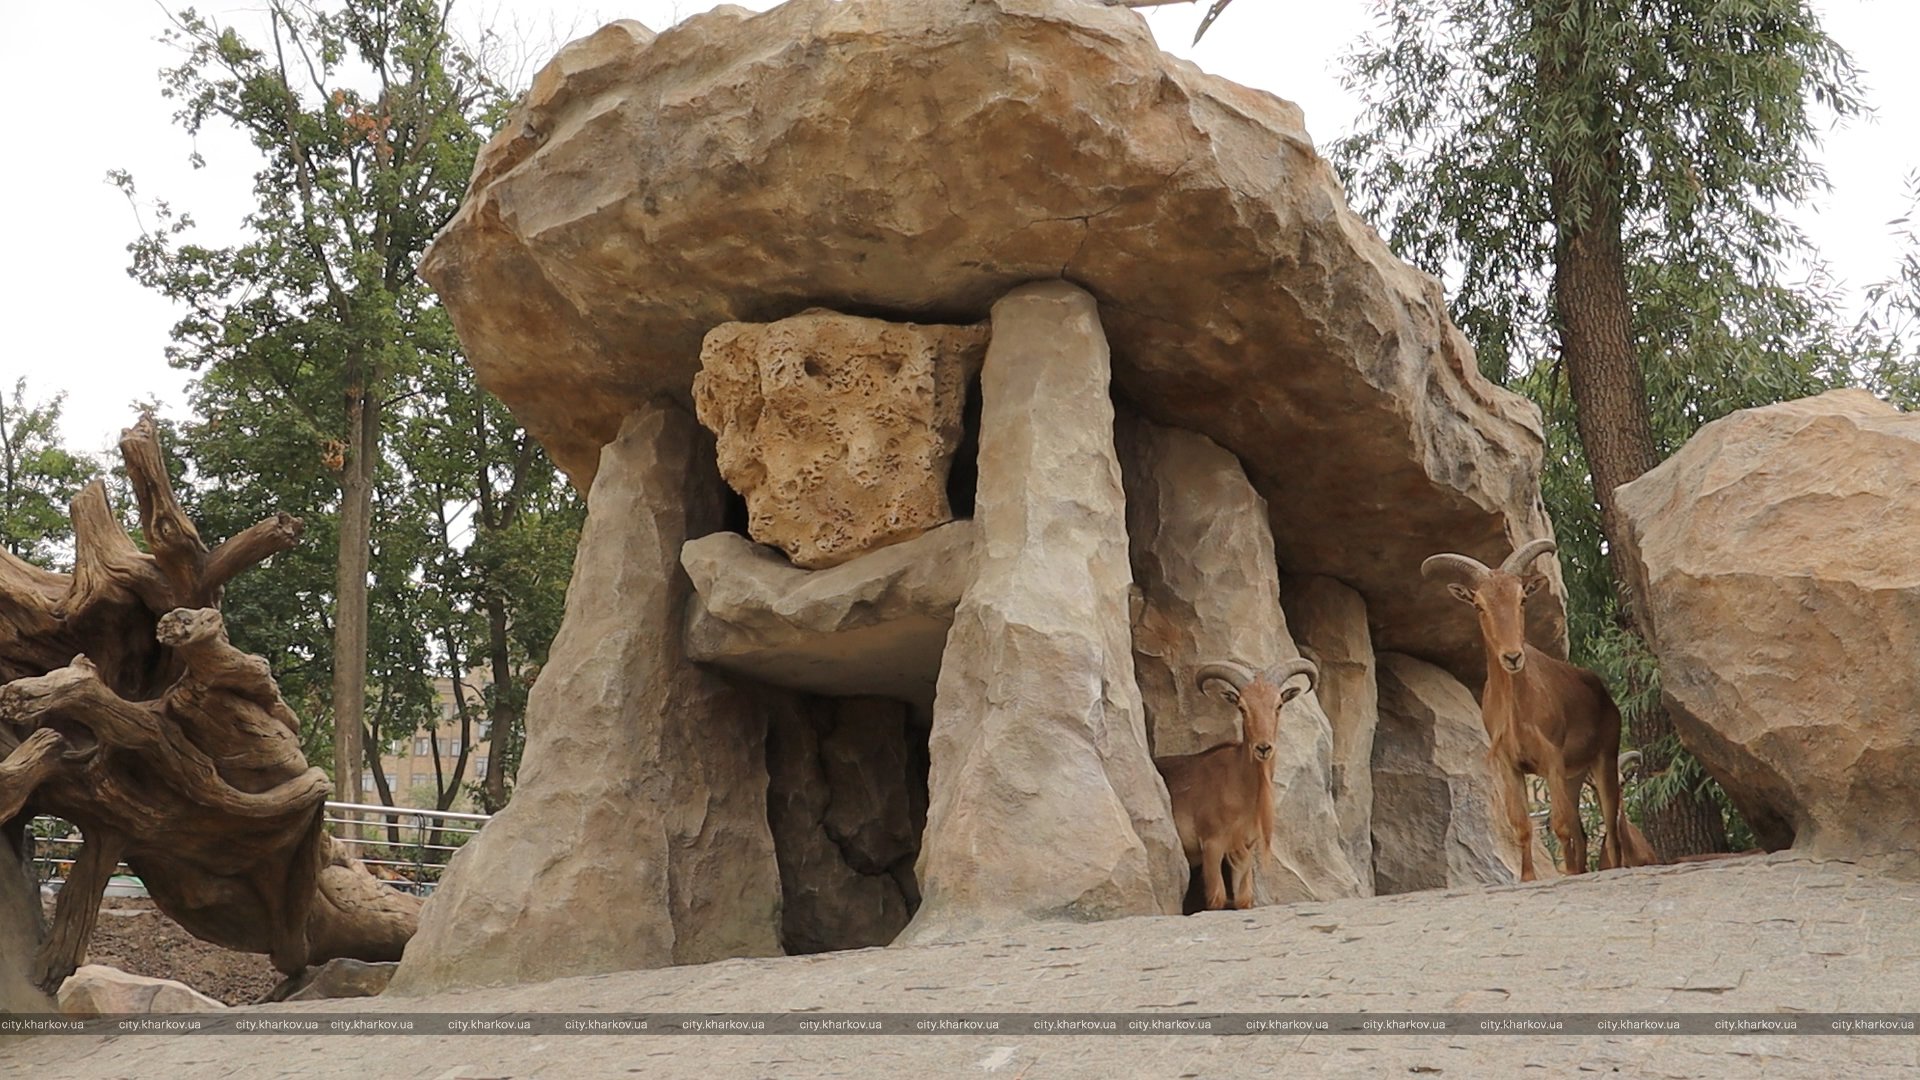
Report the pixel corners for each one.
[421,0,1566,687]
[1118,415,1361,903]
[681,521,974,709]
[390,405,782,995]
[1371,654,1522,894]
[1281,575,1380,896]
[692,310,987,569]
[902,282,1184,942]
[766,696,922,953]
[1615,389,1920,864]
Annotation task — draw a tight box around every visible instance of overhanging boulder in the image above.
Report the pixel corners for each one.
[420,0,1565,683]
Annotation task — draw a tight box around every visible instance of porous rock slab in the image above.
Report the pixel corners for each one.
[681,520,975,707]
[692,310,986,569]
[390,404,782,995]
[420,0,1565,686]
[1281,573,1380,896]
[1615,389,1920,863]
[1118,415,1361,903]
[903,281,1184,941]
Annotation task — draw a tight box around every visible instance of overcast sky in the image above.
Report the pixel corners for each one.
[4,0,1914,456]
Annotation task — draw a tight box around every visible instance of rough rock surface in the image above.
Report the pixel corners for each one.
[681,521,974,708]
[391,405,782,995]
[903,282,1184,941]
[1118,415,1361,903]
[269,959,398,1003]
[1,854,51,1015]
[57,964,227,1016]
[1281,574,1380,896]
[1615,389,1920,863]
[765,697,922,953]
[692,310,986,568]
[420,0,1564,686]
[1371,653,1522,893]
[15,857,1919,1080]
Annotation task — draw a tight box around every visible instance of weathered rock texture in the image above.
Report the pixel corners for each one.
[766,697,923,953]
[58,964,227,1016]
[269,958,398,1003]
[902,282,1184,942]
[1281,574,1379,896]
[1615,389,1920,863]
[421,0,1565,686]
[390,405,782,995]
[1371,654,1523,894]
[1118,415,1361,903]
[681,521,974,708]
[693,310,987,568]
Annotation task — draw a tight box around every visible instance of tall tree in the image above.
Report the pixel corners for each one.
[119,0,505,799]
[1335,0,1863,857]
[0,380,99,569]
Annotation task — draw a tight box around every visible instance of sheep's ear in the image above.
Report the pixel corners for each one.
[1447,583,1476,604]
[1523,573,1549,597]
[1280,685,1304,704]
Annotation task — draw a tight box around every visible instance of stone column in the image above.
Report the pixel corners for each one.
[1371,653,1525,893]
[390,403,782,994]
[1119,416,1362,904]
[1280,575,1379,896]
[901,282,1185,942]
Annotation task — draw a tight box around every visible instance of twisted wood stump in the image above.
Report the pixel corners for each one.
[0,417,419,992]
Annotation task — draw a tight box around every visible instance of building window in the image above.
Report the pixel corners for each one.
[415,738,430,757]
[474,757,488,775]
[360,774,375,793]
[476,720,491,740]
[446,740,462,757]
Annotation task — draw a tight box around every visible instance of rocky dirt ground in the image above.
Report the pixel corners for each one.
[7,854,1919,1079]
[45,896,281,1006]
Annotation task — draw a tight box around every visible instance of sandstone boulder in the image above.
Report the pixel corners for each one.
[390,404,782,995]
[1371,654,1523,893]
[692,310,986,568]
[57,965,226,1016]
[1118,415,1361,904]
[421,0,1564,687]
[267,958,398,1003]
[1281,574,1380,896]
[1615,389,1920,863]
[902,282,1184,942]
[681,520,974,708]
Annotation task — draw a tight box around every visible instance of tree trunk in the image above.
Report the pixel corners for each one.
[1545,96,1729,861]
[331,387,378,813]
[481,594,515,813]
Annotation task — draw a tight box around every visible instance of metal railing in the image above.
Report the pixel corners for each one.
[27,801,492,899]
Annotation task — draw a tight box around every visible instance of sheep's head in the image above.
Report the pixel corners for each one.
[1195,657,1319,762]
[1421,539,1557,674]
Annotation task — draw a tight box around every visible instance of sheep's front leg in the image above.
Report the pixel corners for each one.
[1200,838,1229,910]
[1226,846,1256,910]
[1499,765,1537,881]
[1548,766,1588,874]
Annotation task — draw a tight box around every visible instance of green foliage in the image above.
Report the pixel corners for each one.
[1333,0,1867,837]
[116,1,579,803]
[1861,172,1920,409]
[0,380,100,569]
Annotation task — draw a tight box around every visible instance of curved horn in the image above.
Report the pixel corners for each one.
[1501,538,1559,576]
[1421,553,1492,586]
[1194,661,1256,694]
[1265,657,1318,694]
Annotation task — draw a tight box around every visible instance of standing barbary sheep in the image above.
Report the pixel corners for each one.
[1155,658,1319,910]
[1422,540,1658,877]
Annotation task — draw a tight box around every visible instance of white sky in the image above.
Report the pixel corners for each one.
[3,0,1914,456]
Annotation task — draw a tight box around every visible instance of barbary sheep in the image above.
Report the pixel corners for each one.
[1155,657,1318,911]
[1422,539,1658,878]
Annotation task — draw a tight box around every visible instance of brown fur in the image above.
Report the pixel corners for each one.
[1427,546,1662,879]
[1154,663,1310,911]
